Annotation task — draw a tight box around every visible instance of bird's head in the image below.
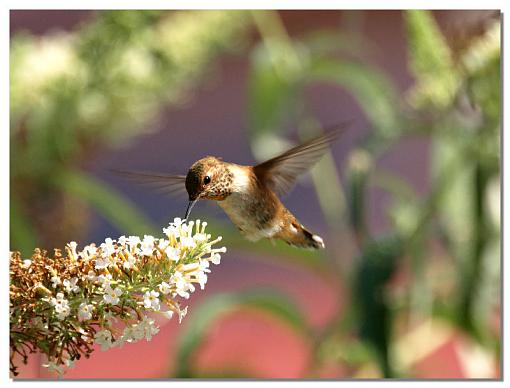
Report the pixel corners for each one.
[184,156,233,218]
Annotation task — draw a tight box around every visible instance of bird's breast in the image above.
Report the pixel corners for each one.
[218,190,282,241]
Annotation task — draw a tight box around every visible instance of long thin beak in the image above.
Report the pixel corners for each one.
[184,199,198,220]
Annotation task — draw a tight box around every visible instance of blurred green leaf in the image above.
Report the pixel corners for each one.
[248,46,297,132]
[345,149,374,244]
[467,54,500,126]
[247,44,302,161]
[52,170,159,237]
[404,10,461,108]
[460,20,500,129]
[174,289,309,377]
[304,29,376,60]
[353,235,403,377]
[431,127,474,268]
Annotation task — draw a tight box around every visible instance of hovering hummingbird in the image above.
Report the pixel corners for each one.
[116,126,346,249]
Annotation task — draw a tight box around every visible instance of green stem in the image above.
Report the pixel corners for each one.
[457,161,490,338]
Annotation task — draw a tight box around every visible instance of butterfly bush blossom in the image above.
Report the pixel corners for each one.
[9,218,226,376]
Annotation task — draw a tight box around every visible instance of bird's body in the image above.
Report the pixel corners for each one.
[215,163,324,248]
[116,126,347,249]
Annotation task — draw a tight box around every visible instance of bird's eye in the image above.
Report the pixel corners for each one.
[203,176,211,185]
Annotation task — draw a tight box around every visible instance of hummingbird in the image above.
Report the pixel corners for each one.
[116,126,346,249]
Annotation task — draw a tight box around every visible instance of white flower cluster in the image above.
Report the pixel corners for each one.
[41,218,225,361]
[49,293,71,321]
[94,316,160,351]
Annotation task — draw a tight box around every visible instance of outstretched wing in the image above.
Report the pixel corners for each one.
[111,169,187,196]
[253,123,348,196]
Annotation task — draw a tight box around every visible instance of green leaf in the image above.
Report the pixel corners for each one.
[174,289,308,377]
[247,43,302,161]
[353,235,403,377]
[404,10,461,108]
[51,169,159,237]
[430,129,474,265]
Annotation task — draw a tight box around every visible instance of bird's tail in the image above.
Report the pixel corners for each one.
[277,221,325,249]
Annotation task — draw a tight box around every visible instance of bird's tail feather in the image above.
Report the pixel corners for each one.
[276,222,325,249]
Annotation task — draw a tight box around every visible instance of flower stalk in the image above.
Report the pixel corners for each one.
[9,218,226,377]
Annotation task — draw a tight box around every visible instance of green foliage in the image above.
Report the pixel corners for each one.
[405,10,461,108]
[248,44,301,140]
[353,236,403,377]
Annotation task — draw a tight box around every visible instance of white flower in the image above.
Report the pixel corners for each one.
[64,358,75,369]
[94,255,113,270]
[196,271,208,290]
[51,276,61,288]
[127,235,141,251]
[117,235,128,246]
[170,271,193,299]
[22,259,32,268]
[165,246,181,262]
[180,236,196,249]
[163,218,184,239]
[143,290,161,311]
[94,330,113,351]
[50,293,70,320]
[158,282,172,295]
[210,253,221,265]
[140,235,155,256]
[79,244,97,261]
[172,217,184,227]
[103,286,123,305]
[178,306,188,323]
[63,277,80,293]
[100,237,116,256]
[57,305,71,320]
[116,316,159,346]
[67,241,78,259]
[158,239,170,250]
[163,225,179,239]
[199,259,211,272]
[50,292,65,306]
[162,310,174,319]
[180,222,192,236]
[122,252,137,269]
[86,270,96,281]
[129,324,145,342]
[96,274,112,287]
[130,316,160,341]
[43,360,64,376]
[78,302,94,321]
[193,233,208,243]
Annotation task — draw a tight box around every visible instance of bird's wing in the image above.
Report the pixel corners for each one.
[253,124,348,196]
[111,169,187,196]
